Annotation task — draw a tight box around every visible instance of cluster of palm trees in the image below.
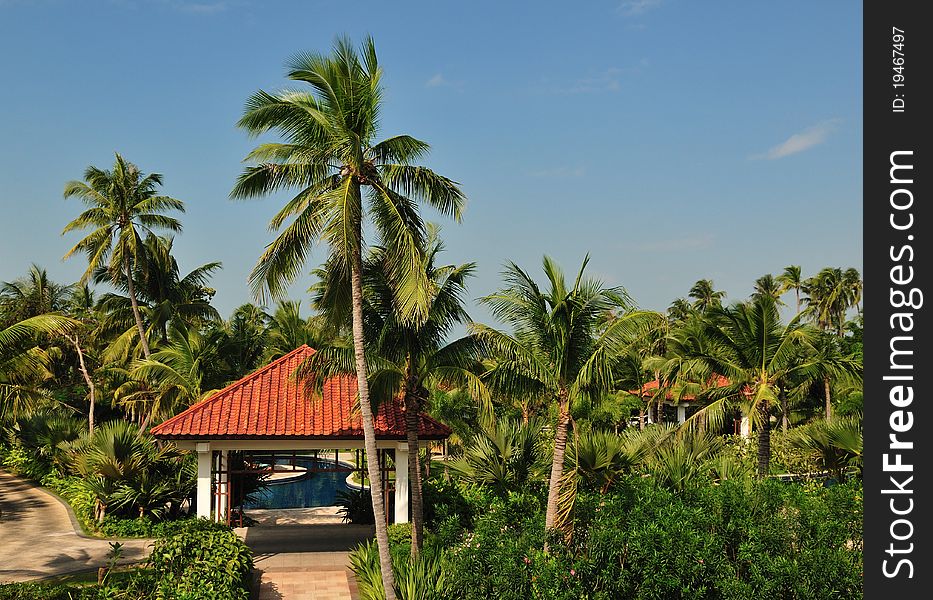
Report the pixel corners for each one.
[0,36,864,598]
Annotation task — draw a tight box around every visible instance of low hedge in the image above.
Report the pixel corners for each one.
[0,527,253,600]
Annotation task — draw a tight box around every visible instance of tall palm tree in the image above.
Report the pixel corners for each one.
[473,256,661,541]
[802,267,862,420]
[688,279,725,313]
[676,296,818,476]
[777,265,803,314]
[305,232,485,555]
[62,153,185,359]
[231,37,465,596]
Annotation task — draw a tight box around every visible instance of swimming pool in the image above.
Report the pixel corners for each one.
[243,456,355,509]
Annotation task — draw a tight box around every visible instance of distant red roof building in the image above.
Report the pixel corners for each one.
[633,374,734,401]
[151,345,451,440]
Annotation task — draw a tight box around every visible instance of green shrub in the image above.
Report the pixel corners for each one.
[438,476,862,600]
[349,539,447,600]
[148,527,253,600]
[336,488,375,524]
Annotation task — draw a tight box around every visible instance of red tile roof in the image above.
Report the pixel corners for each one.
[151,345,451,440]
[633,375,734,401]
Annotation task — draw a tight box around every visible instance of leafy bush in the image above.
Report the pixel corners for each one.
[148,528,253,600]
[437,476,862,600]
[336,488,375,524]
[349,539,447,600]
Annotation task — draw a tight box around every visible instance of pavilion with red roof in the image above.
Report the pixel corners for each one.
[632,375,752,436]
[151,345,451,524]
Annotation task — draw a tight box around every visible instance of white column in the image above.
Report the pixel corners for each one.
[394,444,409,524]
[740,415,751,438]
[196,443,212,519]
[676,405,686,425]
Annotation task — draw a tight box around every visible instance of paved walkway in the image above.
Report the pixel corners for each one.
[238,524,372,600]
[0,470,153,582]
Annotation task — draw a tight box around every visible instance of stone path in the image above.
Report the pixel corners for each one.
[253,552,358,600]
[0,470,152,582]
[239,524,373,600]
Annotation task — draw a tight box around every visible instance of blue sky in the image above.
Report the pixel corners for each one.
[0,0,862,323]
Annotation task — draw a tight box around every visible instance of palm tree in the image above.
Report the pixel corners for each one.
[1,265,73,326]
[473,256,661,541]
[96,234,220,346]
[688,279,725,313]
[62,153,185,359]
[230,37,465,596]
[213,304,269,380]
[264,300,340,361]
[753,274,784,305]
[676,296,818,476]
[306,232,485,555]
[1,314,78,419]
[803,267,860,336]
[116,324,218,429]
[449,416,547,494]
[777,265,803,314]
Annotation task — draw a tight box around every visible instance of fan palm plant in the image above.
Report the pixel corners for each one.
[62,153,185,359]
[231,37,465,595]
[448,417,547,494]
[473,256,663,540]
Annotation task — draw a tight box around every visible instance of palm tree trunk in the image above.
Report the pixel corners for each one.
[349,232,398,600]
[780,390,788,433]
[544,393,571,549]
[124,257,151,359]
[757,399,770,477]
[405,393,424,557]
[69,335,96,435]
[824,376,833,422]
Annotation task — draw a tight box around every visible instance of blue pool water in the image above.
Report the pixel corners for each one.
[243,457,355,509]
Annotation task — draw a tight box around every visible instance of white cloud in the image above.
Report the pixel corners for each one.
[757,119,841,160]
[618,0,663,17]
[425,74,447,88]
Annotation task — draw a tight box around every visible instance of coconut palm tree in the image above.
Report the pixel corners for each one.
[753,274,784,305]
[473,256,662,541]
[777,265,803,314]
[674,296,819,476]
[264,300,341,361]
[116,324,218,429]
[0,265,73,326]
[304,231,485,555]
[231,37,465,595]
[96,234,220,346]
[1,314,78,419]
[688,279,725,313]
[62,153,185,359]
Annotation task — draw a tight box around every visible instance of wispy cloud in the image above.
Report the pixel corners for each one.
[755,119,841,160]
[618,0,663,17]
[529,166,586,178]
[548,61,647,95]
[425,74,447,88]
[425,73,464,90]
